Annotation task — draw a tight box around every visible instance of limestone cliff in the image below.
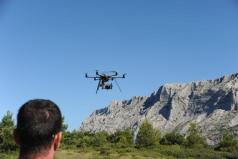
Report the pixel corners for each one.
[80,73,238,145]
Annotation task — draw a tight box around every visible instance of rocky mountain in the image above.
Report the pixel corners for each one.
[80,73,238,145]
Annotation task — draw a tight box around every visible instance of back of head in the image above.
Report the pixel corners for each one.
[16,99,62,156]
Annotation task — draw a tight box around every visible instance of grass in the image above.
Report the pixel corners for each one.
[54,145,238,159]
[1,145,238,159]
[54,148,170,159]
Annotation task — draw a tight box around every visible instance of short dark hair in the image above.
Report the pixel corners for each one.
[16,99,62,156]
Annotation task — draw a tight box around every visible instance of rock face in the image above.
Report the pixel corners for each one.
[80,73,238,145]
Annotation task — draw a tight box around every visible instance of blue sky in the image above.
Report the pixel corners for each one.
[0,0,238,130]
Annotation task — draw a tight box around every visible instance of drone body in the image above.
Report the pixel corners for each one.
[85,70,126,93]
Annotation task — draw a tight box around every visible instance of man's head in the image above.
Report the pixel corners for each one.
[15,99,62,157]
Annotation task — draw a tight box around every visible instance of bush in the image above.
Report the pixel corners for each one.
[136,119,160,148]
[216,129,238,152]
[108,129,133,147]
[99,147,110,156]
[61,131,109,148]
[92,131,108,147]
[61,131,79,149]
[160,131,185,145]
[185,123,206,147]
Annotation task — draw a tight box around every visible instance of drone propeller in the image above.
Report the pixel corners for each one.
[123,73,126,78]
[96,70,99,75]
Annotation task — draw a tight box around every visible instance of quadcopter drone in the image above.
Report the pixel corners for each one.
[85,70,126,93]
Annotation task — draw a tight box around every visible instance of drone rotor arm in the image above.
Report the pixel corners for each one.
[111,73,126,79]
[86,76,100,79]
[111,76,125,79]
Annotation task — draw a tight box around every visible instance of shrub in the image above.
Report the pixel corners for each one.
[99,147,110,156]
[216,129,238,152]
[160,131,185,145]
[61,131,79,149]
[108,129,133,147]
[185,123,206,147]
[61,131,109,148]
[136,119,160,148]
[92,131,108,147]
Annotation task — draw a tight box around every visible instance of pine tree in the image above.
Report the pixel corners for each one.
[0,111,18,152]
[217,129,238,152]
[186,123,205,147]
[61,116,68,132]
[136,119,160,148]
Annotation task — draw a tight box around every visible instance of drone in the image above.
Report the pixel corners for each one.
[85,70,126,93]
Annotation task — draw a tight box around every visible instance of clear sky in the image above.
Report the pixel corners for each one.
[0,0,238,130]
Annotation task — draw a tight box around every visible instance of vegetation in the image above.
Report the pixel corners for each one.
[136,119,160,148]
[107,128,133,147]
[216,129,238,152]
[0,111,18,153]
[0,111,238,159]
[160,131,185,145]
[185,123,206,147]
[61,116,69,132]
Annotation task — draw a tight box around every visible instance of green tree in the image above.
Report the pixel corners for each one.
[0,111,18,152]
[61,116,68,132]
[217,129,238,152]
[61,131,110,148]
[160,131,185,145]
[61,131,78,149]
[186,123,205,147]
[108,129,133,147]
[92,131,108,147]
[136,119,160,148]
[61,131,97,148]
[117,129,133,147]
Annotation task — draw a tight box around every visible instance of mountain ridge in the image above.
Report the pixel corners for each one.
[80,73,238,145]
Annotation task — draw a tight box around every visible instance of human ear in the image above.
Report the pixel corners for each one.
[53,132,62,150]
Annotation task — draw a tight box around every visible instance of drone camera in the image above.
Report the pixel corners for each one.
[104,83,112,89]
